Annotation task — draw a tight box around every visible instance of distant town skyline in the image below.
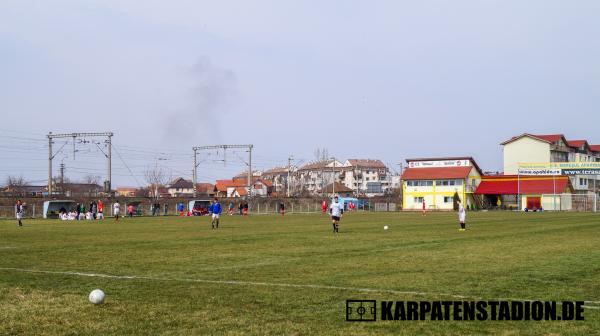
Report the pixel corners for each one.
[2,1,599,187]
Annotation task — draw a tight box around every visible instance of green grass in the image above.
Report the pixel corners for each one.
[0,212,599,335]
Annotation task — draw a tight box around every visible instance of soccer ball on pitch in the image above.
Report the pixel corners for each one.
[89,289,105,304]
[384,225,389,230]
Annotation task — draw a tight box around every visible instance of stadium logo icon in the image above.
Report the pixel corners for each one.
[346,300,377,322]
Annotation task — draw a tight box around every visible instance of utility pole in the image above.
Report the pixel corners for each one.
[287,155,294,197]
[355,163,360,197]
[248,145,253,197]
[47,132,114,197]
[59,163,65,194]
[332,158,336,196]
[107,134,112,193]
[192,148,198,197]
[48,134,53,195]
[192,144,254,197]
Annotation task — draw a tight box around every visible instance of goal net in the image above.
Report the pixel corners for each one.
[541,194,599,212]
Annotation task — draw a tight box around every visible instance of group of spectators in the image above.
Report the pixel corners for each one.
[59,200,104,221]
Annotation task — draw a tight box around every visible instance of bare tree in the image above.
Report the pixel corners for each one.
[144,165,171,200]
[82,174,102,196]
[5,175,28,196]
[313,148,330,162]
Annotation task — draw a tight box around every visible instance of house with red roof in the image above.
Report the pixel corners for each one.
[401,157,482,210]
[501,133,600,195]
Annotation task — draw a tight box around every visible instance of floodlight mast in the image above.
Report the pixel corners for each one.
[192,144,254,198]
[47,132,114,195]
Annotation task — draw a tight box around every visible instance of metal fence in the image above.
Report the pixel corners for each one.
[0,205,39,219]
[0,201,406,219]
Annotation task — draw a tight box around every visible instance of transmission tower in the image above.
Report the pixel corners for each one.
[47,132,113,195]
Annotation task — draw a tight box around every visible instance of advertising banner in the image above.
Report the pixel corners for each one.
[518,163,600,175]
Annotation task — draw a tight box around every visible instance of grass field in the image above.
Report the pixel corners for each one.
[0,211,599,335]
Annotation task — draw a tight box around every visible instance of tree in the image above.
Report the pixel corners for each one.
[453,191,461,211]
[83,174,101,185]
[5,175,27,196]
[144,164,171,200]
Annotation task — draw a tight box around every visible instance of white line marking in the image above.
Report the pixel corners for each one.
[0,267,598,309]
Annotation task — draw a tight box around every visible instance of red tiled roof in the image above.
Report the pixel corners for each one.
[347,159,387,168]
[195,183,214,193]
[298,160,336,171]
[263,167,288,174]
[320,182,354,193]
[215,179,247,191]
[590,145,600,152]
[257,179,273,187]
[401,167,473,180]
[475,176,571,195]
[532,134,564,143]
[235,187,248,196]
[501,133,566,145]
[566,140,588,149]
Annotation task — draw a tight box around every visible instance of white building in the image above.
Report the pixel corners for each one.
[167,177,195,197]
[501,133,600,194]
[296,159,344,195]
[340,159,393,197]
[293,159,393,197]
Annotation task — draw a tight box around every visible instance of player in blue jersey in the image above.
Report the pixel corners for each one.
[211,198,222,229]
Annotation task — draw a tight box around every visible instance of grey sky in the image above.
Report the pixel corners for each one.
[1,0,599,187]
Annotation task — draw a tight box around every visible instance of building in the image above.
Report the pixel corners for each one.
[296,159,344,195]
[320,182,354,197]
[293,158,394,197]
[501,133,600,195]
[262,167,290,194]
[116,187,137,197]
[166,177,195,197]
[339,159,392,197]
[401,157,483,210]
[62,183,103,197]
[476,175,573,211]
[252,179,274,197]
[0,185,47,197]
[195,183,215,197]
[232,170,263,182]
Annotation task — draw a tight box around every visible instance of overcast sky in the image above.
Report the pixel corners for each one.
[1,0,599,187]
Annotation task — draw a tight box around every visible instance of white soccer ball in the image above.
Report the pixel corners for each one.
[89,289,105,305]
[384,225,389,230]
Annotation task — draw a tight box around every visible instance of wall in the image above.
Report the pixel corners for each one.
[503,137,551,174]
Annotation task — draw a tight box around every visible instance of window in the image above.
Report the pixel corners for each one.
[436,179,463,186]
[444,196,453,203]
[367,182,382,193]
[366,177,370,181]
[407,180,433,187]
[414,197,424,203]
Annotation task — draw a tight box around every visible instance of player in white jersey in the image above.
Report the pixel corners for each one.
[15,200,24,227]
[329,196,343,233]
[457,200,466,231]
[113,201,121,222]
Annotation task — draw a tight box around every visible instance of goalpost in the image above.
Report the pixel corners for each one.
[541,194,598,212]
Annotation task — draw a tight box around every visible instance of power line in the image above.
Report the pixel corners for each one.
[112,144,143,187]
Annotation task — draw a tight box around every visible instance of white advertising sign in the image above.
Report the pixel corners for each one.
[409,160,471,168]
